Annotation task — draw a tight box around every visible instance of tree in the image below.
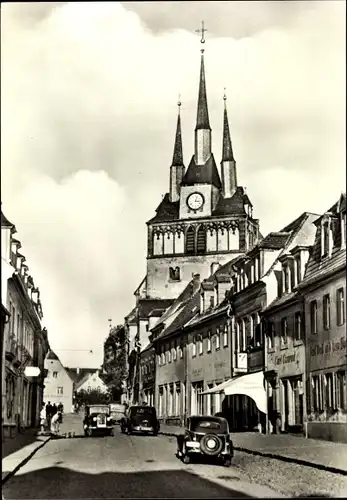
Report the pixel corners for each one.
[74,389,110,407]
[100,325,128,402]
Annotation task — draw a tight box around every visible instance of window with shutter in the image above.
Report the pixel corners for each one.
[185,227,195,254]
[196,226,207,254]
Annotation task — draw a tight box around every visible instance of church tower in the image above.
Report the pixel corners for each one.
[146,23,261,299]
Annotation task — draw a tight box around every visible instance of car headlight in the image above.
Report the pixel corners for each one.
[93,417,97,421]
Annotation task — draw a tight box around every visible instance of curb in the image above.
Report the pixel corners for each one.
[1,436,52,485]
[159,431,347,477]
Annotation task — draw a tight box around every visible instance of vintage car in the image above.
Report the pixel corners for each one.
[120,405,160,436]
[83,404,114,437]
[109,403,126,425]
[176,415,233,466]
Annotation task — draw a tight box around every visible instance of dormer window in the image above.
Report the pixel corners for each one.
[200,293,205,313]
[250,261,255,284]
[321,216,331,257]
[295,253,301,286]
[214,285,219,307]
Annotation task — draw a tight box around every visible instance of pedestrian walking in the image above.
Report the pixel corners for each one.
[51,411,62,435]
[46,401,52,429]
[40,403,47,434]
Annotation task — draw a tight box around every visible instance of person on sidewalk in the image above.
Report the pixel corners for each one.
[50,411,62,435]
[46,401,52,429]
[40,403,47,434]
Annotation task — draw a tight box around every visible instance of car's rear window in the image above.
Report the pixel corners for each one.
[190,418,226,433]
[130,407,155,416]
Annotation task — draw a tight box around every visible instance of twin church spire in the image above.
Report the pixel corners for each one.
[169,22,237,202]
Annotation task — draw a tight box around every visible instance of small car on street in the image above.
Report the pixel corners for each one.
[83,404,114,437]
[121,405,160,436]
[109,403,126,425]
[176,415,233,466]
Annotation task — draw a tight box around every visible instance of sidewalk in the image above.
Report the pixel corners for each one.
[2,432,51,484]
[159,424,347,475]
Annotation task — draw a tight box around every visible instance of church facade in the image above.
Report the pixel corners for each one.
[145,46,261,301]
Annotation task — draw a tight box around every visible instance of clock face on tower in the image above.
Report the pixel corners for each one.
[187,192,204,210]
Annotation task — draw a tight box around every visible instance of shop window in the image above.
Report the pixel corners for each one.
[158,387,164,417]
[310,300,318,334]
[336,371,346,410]
[336,288,345,326]
[223,325,228,347]
[207,332,211,352]
[325,373,334,410]
[192,337,197,357]
[311,375,322,412]
[280,318,288,346]
[323,294,330,330]
[294,312,302,341]
[215,328,220,350]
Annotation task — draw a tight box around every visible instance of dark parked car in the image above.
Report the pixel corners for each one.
[121,405,160,436]
[83,404,114,437]
[176,415,233,466]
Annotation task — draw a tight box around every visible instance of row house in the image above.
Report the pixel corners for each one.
[124,275,174,403]
[227,211,320,433]
[1,209,50,438]
[151,274,201,425]
[298,194,346,443]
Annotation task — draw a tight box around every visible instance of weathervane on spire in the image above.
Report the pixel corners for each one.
[223,87,227,107]
[195,20,208,53]
[178,93,181,114]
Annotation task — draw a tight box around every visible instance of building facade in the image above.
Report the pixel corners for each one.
[75,370,108,393]
[299,194,346,443]
[2,209,50,437]
[43,351,74,411]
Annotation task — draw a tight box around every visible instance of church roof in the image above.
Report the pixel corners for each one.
[65,367,98,386]
[212,187,247,216]
[147,193,179,224]
[172,112,184,166]
[222,104,235,162]
[196,53,211,130]
[181,153,222,189]
[1,210,15,229]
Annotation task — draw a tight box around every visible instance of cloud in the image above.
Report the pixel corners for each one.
[1,2,345,367]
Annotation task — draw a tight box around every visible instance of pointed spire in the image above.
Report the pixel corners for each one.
[172,96,184,166]
[222,90,234,162]
[196,52,211,130]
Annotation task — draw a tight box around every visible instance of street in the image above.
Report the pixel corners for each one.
[3,423,283,499]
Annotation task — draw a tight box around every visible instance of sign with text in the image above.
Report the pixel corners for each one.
[237,353,247,370]
[310,337,346,357]
[24,366,40,377]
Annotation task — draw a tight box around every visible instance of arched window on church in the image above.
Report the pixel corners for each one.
[197,226,207,254]
[185,226,195,254]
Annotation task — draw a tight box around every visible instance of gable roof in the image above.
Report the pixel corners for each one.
[138,298,174,319]
[152,275,201,339]
[64,367,98,386]
[46,350,60,361]
[181,153,222,189]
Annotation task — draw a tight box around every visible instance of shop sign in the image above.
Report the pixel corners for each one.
[192,368,202,378]
[275,352,296,366]
[310,337,346,357]
[24,366,40,377]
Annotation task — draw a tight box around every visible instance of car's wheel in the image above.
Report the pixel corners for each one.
[223,457,232,467]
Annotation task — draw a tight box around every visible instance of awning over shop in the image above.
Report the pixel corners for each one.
[201,371,267,414]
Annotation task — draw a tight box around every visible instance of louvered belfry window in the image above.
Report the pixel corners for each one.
[197,226,207,254]
[185,226,195,254]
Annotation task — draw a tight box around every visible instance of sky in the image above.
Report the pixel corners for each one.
[1,1,345,368]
